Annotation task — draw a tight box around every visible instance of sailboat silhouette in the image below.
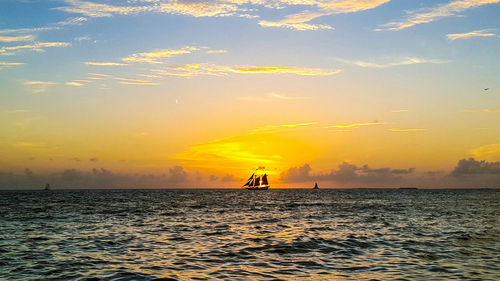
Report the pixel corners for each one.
[242,172,269,190]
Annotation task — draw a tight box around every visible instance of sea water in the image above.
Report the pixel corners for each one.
[0,189,499,280]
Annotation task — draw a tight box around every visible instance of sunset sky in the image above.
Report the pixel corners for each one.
[1,0,499,188]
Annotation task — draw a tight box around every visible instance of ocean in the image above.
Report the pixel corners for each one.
[0,189,499,280]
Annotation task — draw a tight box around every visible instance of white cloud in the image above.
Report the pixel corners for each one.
[153,63,341,77]
[0,62,24,70]
[24,81,58,94]
[0,17,87,35]
[66,81,84,86]
[336,57,450,68]
[0,42,71,56]
[24,81,58,86]
[206,49,228,54]
[0,35,34,42]
[258,20,334,31]
[379,0,500,31]
[258,1,389,31]
[55,0,389,31]
[447,29,497,40]
[55,0,239,18]
[122,46,199,64]
[75,36,92,42]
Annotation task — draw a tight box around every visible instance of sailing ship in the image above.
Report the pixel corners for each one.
[44,183,51,191]
[242,172,270,190]
[313,182,319,189]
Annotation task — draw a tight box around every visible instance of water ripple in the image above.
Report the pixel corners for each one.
[0,189,499,280]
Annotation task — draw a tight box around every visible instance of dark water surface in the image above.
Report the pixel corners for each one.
[1,189,499,280]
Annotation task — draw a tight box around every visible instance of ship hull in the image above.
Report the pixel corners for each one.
[245,185,269,190]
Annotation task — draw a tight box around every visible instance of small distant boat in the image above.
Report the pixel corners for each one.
[242,172,269,190]
[44,183,51,191]
[399,187,417,190]
[313,182,319,189]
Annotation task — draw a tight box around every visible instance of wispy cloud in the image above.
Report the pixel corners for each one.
[0,62,24,66]
[318,0,391,13]
[0,61,24,70]
[281,122,319,128]
[55,0,388,31]
[258,0,389,31]
[78,73,160,86]
[378,0,500,31]
[250,122,320,133]
[389,128,427,132]
[326,121,386,129]
[55,0,240,18]
[232,66,340,76]
[447,29,498,40]
[0,35,34,42]
[74,36,91,42]
[114,77,159,86]
[84,62,128,66]
[391,109,409,113]
[269,93,309,100]
[206,49,228,54]
[471,143,500,159]
[258,20,334,31]
[153,63,340,77]
[483,108,500,113]
[24,81,58,93]
[238,92,309,102]
[12,141,45,149]
[24,81,57,86]
[0,42,71,56]
[66,81,84,87]
[0,17,87,35]
[5,109,31,114]
[336,57,450,68]
[122,46,199,64]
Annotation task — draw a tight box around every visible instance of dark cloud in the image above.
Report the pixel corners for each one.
[280,163,312,183]
[280,159,500,188]
[447,158,500,187]
[61,169,84,181]
[424,170,443,176]
[0,165,191,189]
[280,162,414,185]
[221,174,238,182]
[168,166,188,183]
[24,168,33,179]
[89,157,98,162]
[451,158,500,176]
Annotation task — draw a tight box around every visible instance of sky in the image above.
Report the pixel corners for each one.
[1,0,500,188]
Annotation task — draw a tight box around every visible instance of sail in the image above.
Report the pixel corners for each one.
[262,174,268,185]
[243,174,254,186]
[253,176,260,186]
[243,171,270,189]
